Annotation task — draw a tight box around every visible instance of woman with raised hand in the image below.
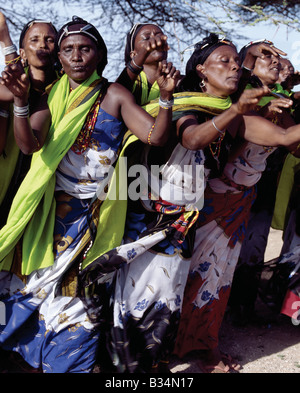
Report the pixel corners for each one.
[0,13,58,228]
[116,22,170,105]
[171,34,300,373]
[229,40,296,326]
[79,33,300,374]
[0,16,179,373]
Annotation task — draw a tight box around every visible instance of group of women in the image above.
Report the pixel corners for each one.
[0,13,299,374]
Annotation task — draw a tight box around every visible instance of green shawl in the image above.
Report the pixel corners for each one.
[246,83,290,107]
[271,153,300,231]
[0,70,107,275]
[132,71,160,106]
[144,91,232,119]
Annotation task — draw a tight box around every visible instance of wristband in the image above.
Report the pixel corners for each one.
[241,63,253,72]
[13,103,29,118]
[132,58,143,70]
[147,122,155,145]
[2,44,17,56]
[212,116,225,135]
[126,61,141,75]
[159,96,174,109]
[5,55,21,66]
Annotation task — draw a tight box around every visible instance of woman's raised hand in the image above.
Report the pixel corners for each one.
[0,62,29,100]
[156,60,181,98]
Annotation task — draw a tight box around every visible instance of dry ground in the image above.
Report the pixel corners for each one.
[169,228,300,374]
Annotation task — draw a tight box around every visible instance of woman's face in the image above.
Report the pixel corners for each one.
[132,24,168,64]
[58,34,101,88]
[20,23,56,69]
[253,49,280,87]
[198,45,241,97]
[278,58,295,88]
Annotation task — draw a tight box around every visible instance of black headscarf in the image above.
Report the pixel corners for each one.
[178,33,235,92]
[124,22,160,64]
[19,19,57,49]
[56,16,108,75]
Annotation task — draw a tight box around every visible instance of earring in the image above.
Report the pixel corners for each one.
[199,80,205,89]
[21,58,28,67]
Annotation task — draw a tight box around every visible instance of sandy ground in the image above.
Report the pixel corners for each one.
[169,228,300,374]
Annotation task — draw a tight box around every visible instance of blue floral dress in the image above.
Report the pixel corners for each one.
[0,106,126,373]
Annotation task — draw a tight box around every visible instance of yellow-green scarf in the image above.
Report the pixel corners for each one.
[246,83,290,107]
[83,92,232,269]
[0,70,104,275]
[133,71,160,105]
[144,91,232,119]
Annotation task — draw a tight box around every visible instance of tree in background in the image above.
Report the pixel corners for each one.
[1,0,300,78]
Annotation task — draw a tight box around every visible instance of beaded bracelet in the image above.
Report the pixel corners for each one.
[2,44,17,56]
[147,122,155,145]
[5,55,21,66]
[212,116,225,135]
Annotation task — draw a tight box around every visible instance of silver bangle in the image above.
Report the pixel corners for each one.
[159,96,174,109]
[241,63,253,72]
[212,116,225,135]
[13,103,29,118]
[2,44,17,56]
[0,109,9,118]
[132,57,143,70]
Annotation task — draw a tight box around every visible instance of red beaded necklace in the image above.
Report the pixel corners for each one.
[71,95,102,155]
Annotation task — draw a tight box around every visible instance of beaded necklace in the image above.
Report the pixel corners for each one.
[207,115,226,166]
[71,94,101,155]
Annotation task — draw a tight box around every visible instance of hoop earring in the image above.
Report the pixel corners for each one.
[199,80,205,89]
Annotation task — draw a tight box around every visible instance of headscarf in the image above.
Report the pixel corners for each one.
[56,16,108,75]
[19,19,57,48]
[178,33,236,92]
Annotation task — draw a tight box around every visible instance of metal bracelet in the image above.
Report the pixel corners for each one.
[126,61,141,75]
[132,58,143,70]
[13,103,29,118]
[2,44,17,56]
[212,116,225,135]
[159,96,174,109]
